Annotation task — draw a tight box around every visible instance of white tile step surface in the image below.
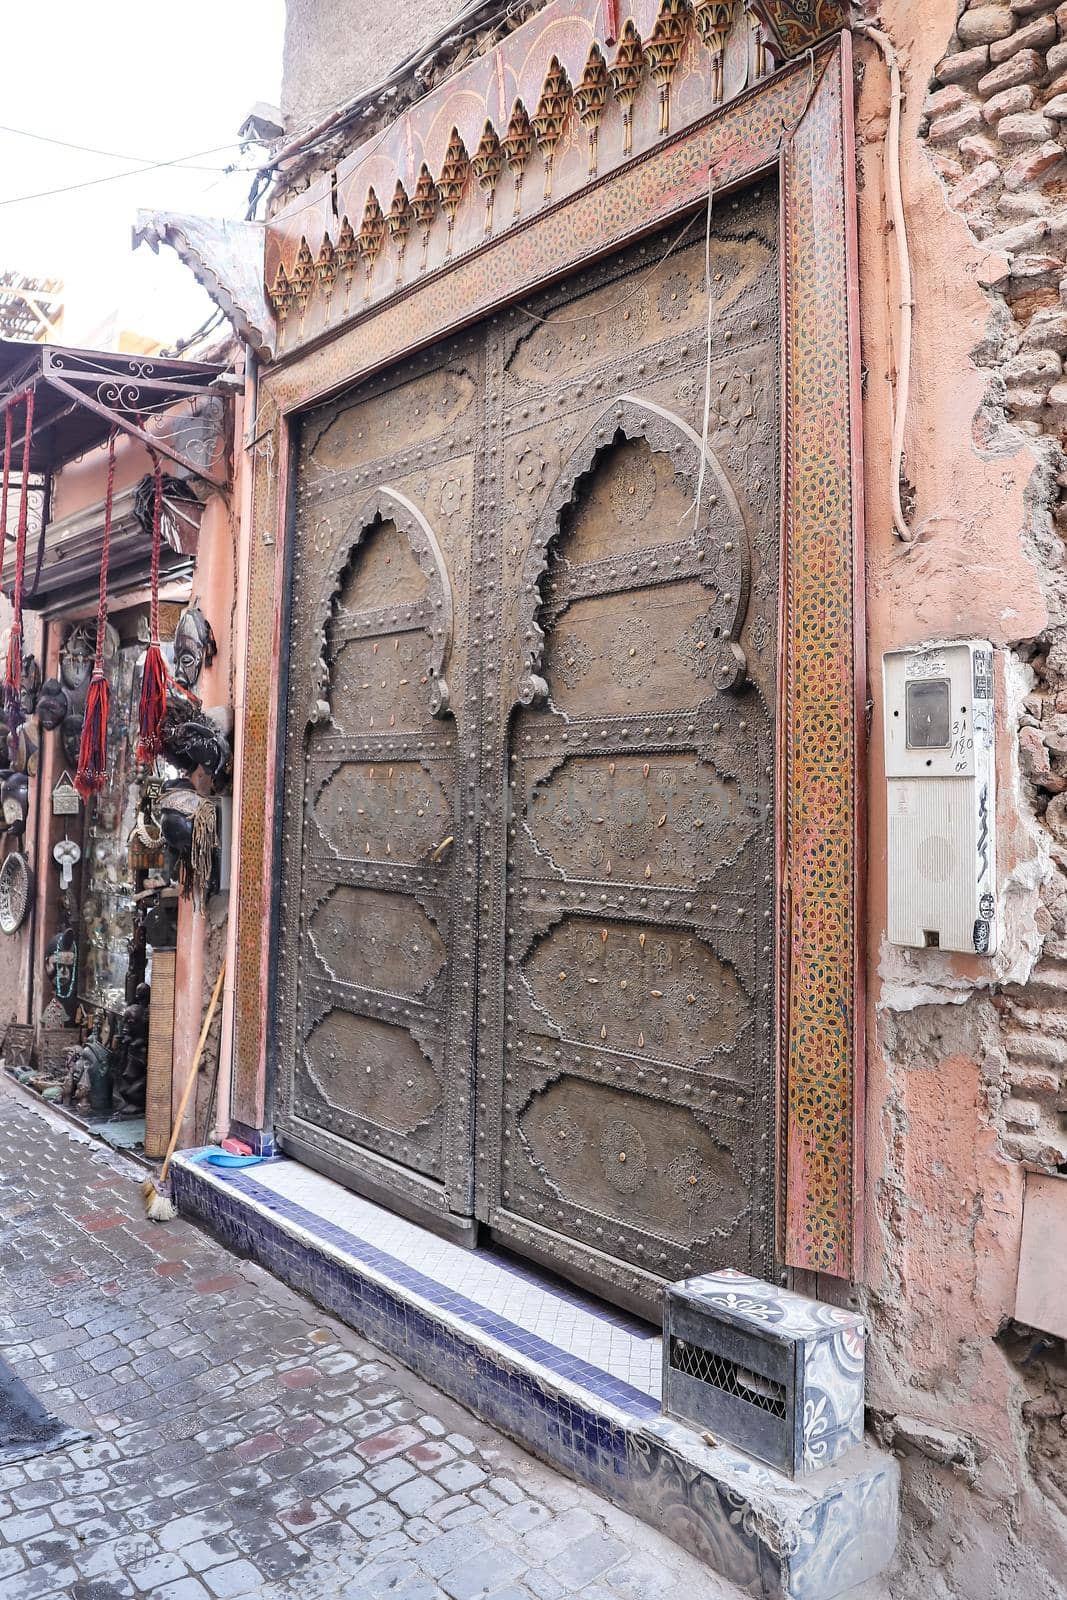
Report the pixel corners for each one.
[246,1155,663,1398]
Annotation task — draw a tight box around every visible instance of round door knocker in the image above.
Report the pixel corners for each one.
[0,851,32,934]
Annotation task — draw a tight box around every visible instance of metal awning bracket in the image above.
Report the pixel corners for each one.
[0,339,230,488]
[41,372,229,489]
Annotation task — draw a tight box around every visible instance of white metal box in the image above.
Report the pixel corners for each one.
[882,640,996,955]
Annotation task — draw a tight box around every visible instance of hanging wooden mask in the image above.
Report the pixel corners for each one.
[160,697,232,788]
[7,723,36,776]
[60,715,84,772]
[0,772,27,836]
[173,601,217,690]
[19,653,40,718]
[59,624,94,700]
[36,678,69,731]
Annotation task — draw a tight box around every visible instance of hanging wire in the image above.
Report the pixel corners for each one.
[0,143,246,209]
[688,46,816,529]
[692,170,717,531]
[512,207,709,328]
[0,121,238,170]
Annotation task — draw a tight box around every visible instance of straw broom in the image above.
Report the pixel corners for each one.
[143,959,226,1222]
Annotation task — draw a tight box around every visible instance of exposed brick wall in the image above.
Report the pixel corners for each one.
[923,1,1067,1174]
[905,11,1067,1596]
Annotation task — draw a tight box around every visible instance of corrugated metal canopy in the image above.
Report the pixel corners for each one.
[3,478,201,617]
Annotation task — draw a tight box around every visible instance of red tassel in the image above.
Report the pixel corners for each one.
[2,620,19,729]
[137,449,168,764]
[75,670,111,800]
[4,388,34,709]
[76,430,119,796]
[137,641,168,764]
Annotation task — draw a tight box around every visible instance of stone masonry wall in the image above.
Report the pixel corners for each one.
[281,0,460,128]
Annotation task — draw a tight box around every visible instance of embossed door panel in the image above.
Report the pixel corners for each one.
[274,336,484,1237]
[274,181,780,1306]
[477,182,780,1315]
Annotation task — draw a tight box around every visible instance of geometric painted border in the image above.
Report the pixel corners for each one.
[233,35,864,1282]
[778,32,864,1277]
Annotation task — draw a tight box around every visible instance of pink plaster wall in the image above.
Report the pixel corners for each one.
[51,433,159,522]
[855,4,1067,1592]
[170,477,239,1145]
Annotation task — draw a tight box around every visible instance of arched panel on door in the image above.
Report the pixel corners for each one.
[274,451,473,1236]
[298,492,458,1189]
[303,485,455,730]
[488,397,776,1316]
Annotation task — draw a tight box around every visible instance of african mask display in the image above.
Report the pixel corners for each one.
[158,780,198,856]
[44,928,77,1000]
[36,678,69,731]
[158,779,218,909]
[113,982,150,1116]
[18,653,40,718]
[59,623,94,699]
[0,773,28,837]
[173,600,217,690]
[160,697,232,787]
[6,724,36,776]
[60,715,84,772]
[68,1031,114,1114]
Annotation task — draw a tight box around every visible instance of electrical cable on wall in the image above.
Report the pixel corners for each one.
[856,23,914,543]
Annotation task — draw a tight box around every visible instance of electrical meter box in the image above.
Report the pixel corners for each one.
[883,640,996,955]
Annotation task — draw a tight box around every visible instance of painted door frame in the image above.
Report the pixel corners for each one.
[231,32,865,1281]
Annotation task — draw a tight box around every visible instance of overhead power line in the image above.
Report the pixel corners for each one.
[0,143,250,209]
[0,121,234,171]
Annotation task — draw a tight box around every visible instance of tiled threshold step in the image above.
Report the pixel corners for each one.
[173,1153,897,1600]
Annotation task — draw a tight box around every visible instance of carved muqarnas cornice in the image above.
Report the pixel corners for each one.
[265,0,847,335]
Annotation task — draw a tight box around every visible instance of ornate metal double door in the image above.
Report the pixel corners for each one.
[275,180,780,1314]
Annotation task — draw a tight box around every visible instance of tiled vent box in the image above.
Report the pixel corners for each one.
[663,1269,866,1477]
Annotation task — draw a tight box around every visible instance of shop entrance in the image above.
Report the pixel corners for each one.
[272,180,780,1316]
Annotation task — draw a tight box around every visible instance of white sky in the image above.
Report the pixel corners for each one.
[0,0,285,350]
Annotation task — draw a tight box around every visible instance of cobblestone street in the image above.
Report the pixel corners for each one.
[0,1085,736,1600]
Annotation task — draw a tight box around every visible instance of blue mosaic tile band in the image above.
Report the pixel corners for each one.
[173,1156,636,1501]
[201,1158,659,1421]
[171,1154,899,1599]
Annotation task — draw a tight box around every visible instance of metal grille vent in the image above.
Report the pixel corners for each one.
[669,1337,787,1418]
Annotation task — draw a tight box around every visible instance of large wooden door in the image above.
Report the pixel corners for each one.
[273,336,485,1240]
[274,179,780,1311]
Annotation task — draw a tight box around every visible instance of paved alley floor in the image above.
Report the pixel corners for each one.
[0,1084,738,1600]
